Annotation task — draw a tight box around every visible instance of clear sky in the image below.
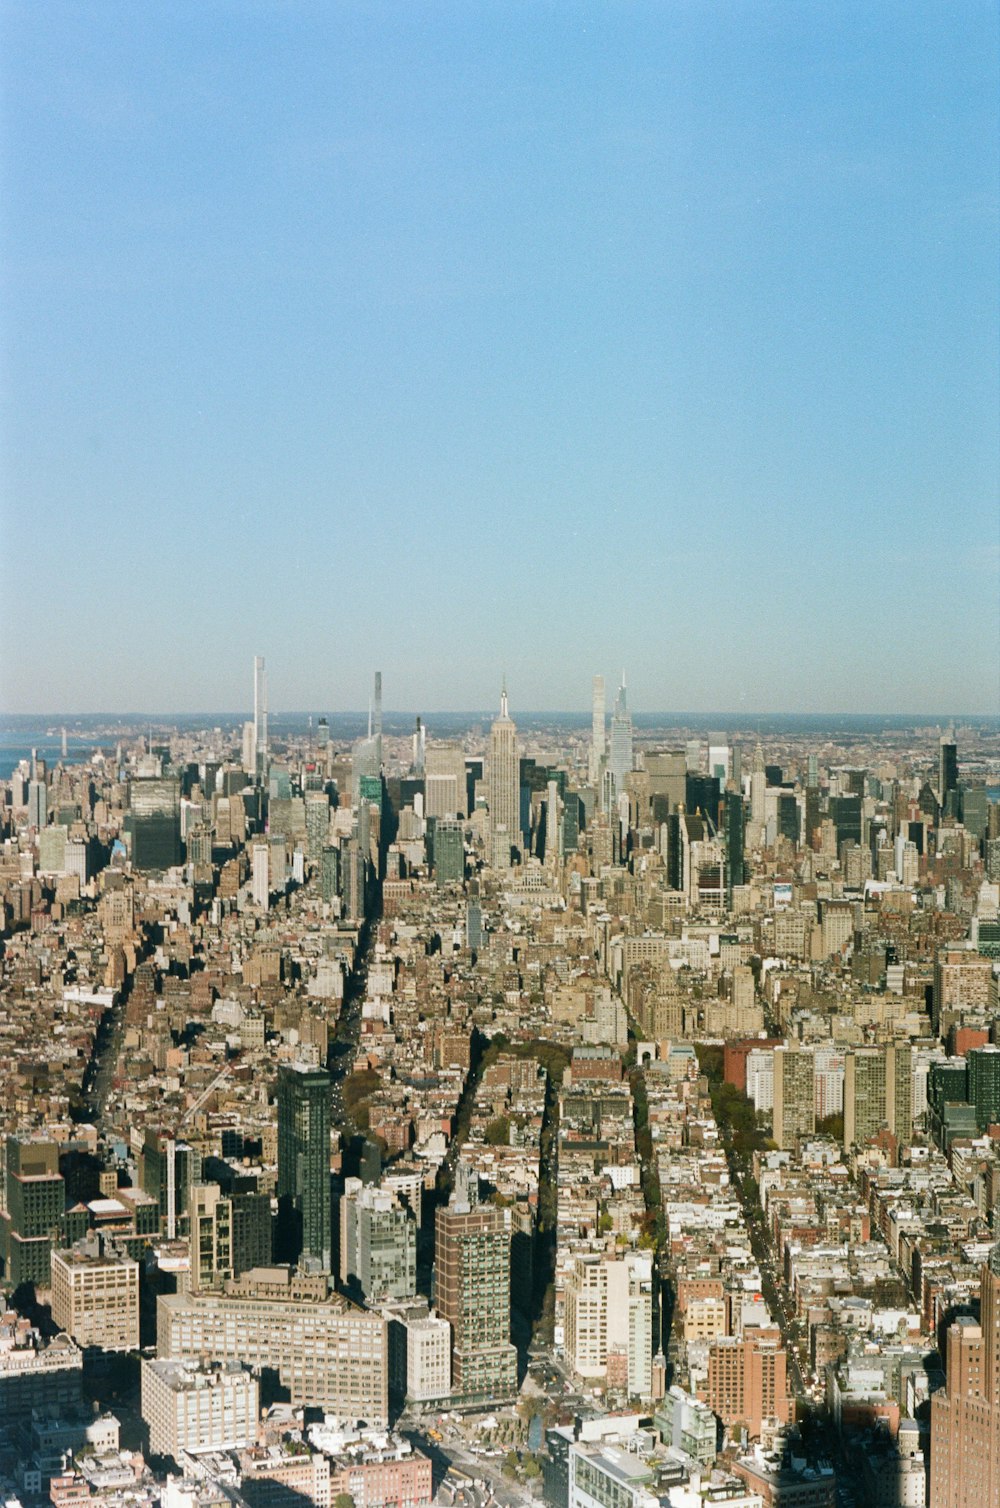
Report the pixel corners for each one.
[1,1,997,715]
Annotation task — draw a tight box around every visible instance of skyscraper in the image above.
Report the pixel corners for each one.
[939,727,958,808]
[487,684,519,868]
[242,721,256,777]
[749,742,766,832]
[251,843,270,909]
[341,836,366,921]
[28,778,47,831]
[708,741,730,784]
[434,1200,517,1397]
[772,1047,815,1151]
[844,1048,887,1149]
[724,790,745,897]
[433,819,465,887]
[277,1064,331,1274]
[607,675,633,805]
[253,655,268,781]
[885,1043,913,1145]
[0,1136,65,1287]
[128,778,182,871]
[564,1250,653,1398]
[425,741,467,818]
[373,670,383,771]
[545,779,563,867]
[589,675,606,790]
[320,845,340,904]
[412,716,426,775]
[304,791,331,858]
[968,1045,1000,1133]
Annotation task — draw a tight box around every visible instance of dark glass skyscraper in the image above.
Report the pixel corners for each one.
[724,791,745,896]
[830,794,862,849]
[1,1137,64,1287]
[127,778,181,870]
[777,792,800,845]
[277,1063,331,1274]
[968,1046,1000,1133]
[433,819,465,887]
[939,732,958,805]
[685,775,721,827]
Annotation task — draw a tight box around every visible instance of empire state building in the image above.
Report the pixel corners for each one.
[488,684,519,868]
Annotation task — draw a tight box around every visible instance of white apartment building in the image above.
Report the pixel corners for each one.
[141,1357,258,1458]
[564,1251,652,1399]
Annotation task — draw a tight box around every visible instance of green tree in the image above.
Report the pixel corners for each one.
[485,1116,511,1146]
[695,1043,724,1084]
[343,1068,382,1109]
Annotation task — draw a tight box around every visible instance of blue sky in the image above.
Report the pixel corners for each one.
[2,1,997,714]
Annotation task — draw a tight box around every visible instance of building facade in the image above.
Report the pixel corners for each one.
[487,687,519,866]
[277,1062,332,1274]
[157,1266,388,1423]
[50,1238,139,1352]
[141,1357,258,1459]
[773,1047,815,1151]
[433,1201,517,1397]
[930,1245,1000,1508]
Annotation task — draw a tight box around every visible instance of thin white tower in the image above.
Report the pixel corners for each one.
[590,675,606,789]
[253,655,268,779]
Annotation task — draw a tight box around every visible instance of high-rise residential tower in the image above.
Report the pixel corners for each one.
[844,1047,887,1149]
[434,1200,517,1397]
[339,1179,417,1305]
[253,655,268,781]
[277,1064,331,1274]
[772,1047,815,1151]
[487,684,519,868]
[564,1250,653,1399]
[589,675,606,791]
[373,670,383,771]
[885,1043,913,1145]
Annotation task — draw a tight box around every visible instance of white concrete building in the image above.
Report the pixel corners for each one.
[564,1250,652,1399]
[141,1357,258,1458]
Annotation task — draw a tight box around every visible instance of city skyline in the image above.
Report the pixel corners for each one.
[2,603,999,1501]
[2,3,997,715]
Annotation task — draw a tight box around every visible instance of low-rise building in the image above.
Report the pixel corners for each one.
[141,1357,258,1459]
[50,1236,139,1352]
[157,1265,388,1424]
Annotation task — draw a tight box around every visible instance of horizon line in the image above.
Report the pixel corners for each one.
[3,709,998,723]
